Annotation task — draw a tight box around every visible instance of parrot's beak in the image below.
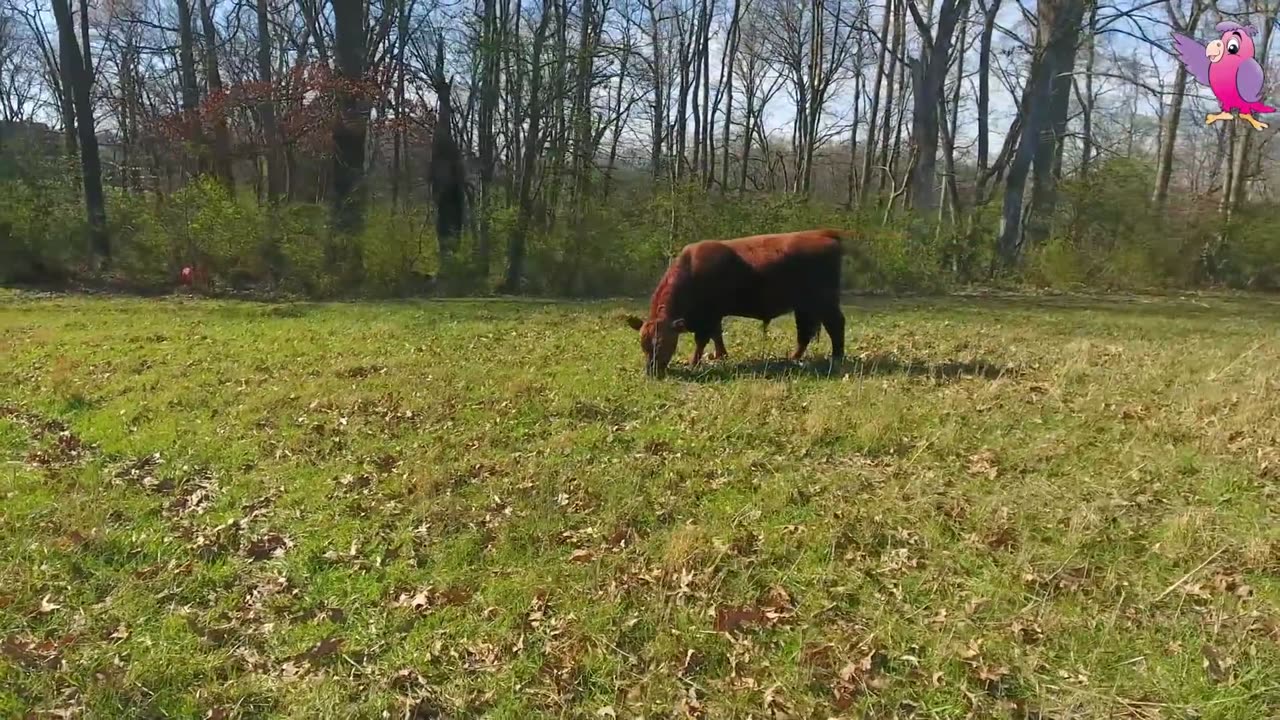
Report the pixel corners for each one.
[1207,39,1224,63]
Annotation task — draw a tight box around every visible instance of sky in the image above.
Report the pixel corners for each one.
[15,0,1273,172]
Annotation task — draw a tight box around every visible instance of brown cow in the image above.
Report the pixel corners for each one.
[624,228,847,376]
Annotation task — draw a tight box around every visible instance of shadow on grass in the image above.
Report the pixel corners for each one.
[668,351,1017,383]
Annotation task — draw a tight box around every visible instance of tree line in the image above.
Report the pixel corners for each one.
[1,0,1278,294]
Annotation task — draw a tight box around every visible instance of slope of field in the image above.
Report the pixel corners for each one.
[1,290,1278,719]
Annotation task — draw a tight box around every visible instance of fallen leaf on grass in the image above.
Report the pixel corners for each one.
[1210,570,1254,600]
[762,683,791,717]
[391,585,472,615]
[1,635,64,670]
[967,450,999,479]
[604,525,633,549]
[838,648,890,690]
[1201,644,1233,684]
[1009,620,1043,645]
[184,614,232,645]
[569,548,595,563]
[243,532,291,561]
[299,636,344,664]
[982,525,1018,551]
[714,606,765,634]
[678,687,704,718]
[37,595,61,614]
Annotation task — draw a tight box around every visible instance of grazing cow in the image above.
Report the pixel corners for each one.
[624,228,847,376]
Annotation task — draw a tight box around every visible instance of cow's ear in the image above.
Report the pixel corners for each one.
[624,315,644,331]
[669,318,687,332]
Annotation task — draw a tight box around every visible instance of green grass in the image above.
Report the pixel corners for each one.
[1,289,1279,719]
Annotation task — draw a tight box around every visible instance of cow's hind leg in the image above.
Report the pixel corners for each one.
[791,309,820,361]
[708,320,728,361]
[820,303,846,362]
[690,331,710,366]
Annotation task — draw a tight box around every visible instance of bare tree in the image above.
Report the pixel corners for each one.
[904,0,970,211]
[198,0,234,188]
[255,0,285,202]
[500,1,554,292]
[995,0,1085,268]
[51,0,108,266]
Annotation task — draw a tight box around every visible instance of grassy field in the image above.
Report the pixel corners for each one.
[1,289,1278,719]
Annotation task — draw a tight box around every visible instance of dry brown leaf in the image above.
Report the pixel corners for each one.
[1,635,64,670]
[244,532,291,561]
[1010,620,1043,645]
[967,450,999,479]
[714,606,765,634]
[762,683,791,717]
[1201,644,1232,683]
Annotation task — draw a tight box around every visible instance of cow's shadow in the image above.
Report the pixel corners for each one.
[667,351,1015,383]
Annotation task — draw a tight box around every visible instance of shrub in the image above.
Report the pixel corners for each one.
[4,159,1280,298]
[0,178,86,283]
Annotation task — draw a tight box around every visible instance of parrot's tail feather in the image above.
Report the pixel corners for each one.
[1259,105,1277,114]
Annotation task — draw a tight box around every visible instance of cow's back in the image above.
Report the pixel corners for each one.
[679,230,843,321]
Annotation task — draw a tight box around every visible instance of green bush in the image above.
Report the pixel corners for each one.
[0,178,86,283]
[4,159,1280,297]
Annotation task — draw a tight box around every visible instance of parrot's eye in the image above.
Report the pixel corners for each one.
[1228,38,1241,54]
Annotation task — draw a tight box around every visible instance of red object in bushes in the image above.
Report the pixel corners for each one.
[180,266,194,285]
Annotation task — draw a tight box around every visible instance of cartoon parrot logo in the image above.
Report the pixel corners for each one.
[1173,21,1274,131]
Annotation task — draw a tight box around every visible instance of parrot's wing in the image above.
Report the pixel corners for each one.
[1172,33,1212,86]
[1237,57,1267,103]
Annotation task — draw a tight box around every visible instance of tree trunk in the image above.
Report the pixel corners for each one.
[1024,0,1083,249]
[648,0,665,180]
[255,0,285,202]
[1078,4,1095,177]
[508,0,524,201]
[720,0,741,191]
[859,0,892,202]
[700,0,714,185]
[975,0,1000,179]
[501,6,553,293]
[995,0,1083,267]
[739,93,755,193]
[941,11,966,221]
[906,0,971,212]
[57,34,78,158]
[52,0,108,267]
[175,0,204,177]
[846,61,861,207]
[876,0,901,194]
[476,0,499,274]
[431,38,466,260]
[330,0,369,237]
[198,0,234,189]
[674,8,692,179]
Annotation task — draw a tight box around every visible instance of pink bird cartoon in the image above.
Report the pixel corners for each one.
[1172,21,1274,131]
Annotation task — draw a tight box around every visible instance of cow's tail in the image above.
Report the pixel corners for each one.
[820,227,870,262]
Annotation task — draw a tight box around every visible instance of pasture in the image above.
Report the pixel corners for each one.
[1,289,1278,719]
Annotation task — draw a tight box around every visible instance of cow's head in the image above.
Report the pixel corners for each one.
[625,313,685,376]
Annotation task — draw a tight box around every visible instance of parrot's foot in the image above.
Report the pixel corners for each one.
[1240,113,1269,131]
[1207,112,1234,125]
